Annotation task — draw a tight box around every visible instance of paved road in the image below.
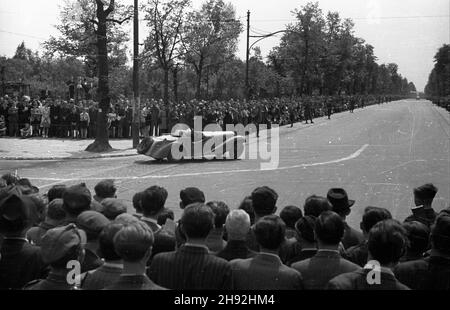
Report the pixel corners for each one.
[1,99,449,228]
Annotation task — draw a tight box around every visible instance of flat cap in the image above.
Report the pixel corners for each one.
[100,198,128,220]
[41,224,87,264]
[77,211,110,238]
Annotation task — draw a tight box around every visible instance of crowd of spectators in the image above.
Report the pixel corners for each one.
[0,94,403,140]
[0,172,448,290]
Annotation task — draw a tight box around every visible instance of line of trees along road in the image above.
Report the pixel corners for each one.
[0,0,417,151]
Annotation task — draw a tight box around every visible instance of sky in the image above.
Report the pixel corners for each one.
[0,0,449,91]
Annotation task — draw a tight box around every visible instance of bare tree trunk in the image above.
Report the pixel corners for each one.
[196,55,204,99]
[163,67,169,106]
[86,2,113,153]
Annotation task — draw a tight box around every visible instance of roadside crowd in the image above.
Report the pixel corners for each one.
[0,94,403,140]
[0,172,448,290]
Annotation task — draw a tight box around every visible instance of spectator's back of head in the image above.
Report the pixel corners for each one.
[94,179,117,201]
[226,209,251,241]
[414,183,438,205]
[295,215,316,243]
[315,211,345,246]
[206,201,230,229]
[327,188,355,217]
[238,196,255,225]
[180,187,205,209]
[303,195,332,217]
[361,206,392,234]
[141,186,168,217]
[402,221,430,255]
[0,190,34,235]
[77,211,110,242]
[46,198,66,222]
[253,215,286,250]
[368,220,407,266]
[180,203,214,239]
[98,222,124,261]
[280,205,303,229]
[47,185,67,203]
[114,221,154,262]
[62,183,92,218]
[100,198,127,220]
[40,224,86,268]
[431,213,450,255]
[251,186,278,217]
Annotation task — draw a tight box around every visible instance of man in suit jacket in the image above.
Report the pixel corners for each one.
[148,203,233,290]
[327,188,364,249]
[139,186,175,259]
[292,212,360,289]
[82,223,124,290]
[345,207,392,267]
[230,215,304,290]
[216,210,257,261]
[106,221,165,290]
[327,220,410,290]
[404,183,438,228]
[394,212,450,290]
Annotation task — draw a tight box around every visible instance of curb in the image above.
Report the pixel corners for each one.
[0,152,141,161]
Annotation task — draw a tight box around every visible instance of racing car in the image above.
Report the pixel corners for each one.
[137,129,246,161]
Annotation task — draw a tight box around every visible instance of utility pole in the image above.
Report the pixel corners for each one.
[245,10,250,101]
[132,0,140,148]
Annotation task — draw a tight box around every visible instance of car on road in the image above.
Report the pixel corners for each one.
[137,129,246,161]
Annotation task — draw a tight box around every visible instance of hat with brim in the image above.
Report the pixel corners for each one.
[327,188,355,213]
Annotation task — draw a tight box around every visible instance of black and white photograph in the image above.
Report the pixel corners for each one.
[0,0,449,296]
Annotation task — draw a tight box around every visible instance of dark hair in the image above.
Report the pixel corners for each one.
[50,245,83,269]
[368,220,407,265]
[47,185,67,203]
[132,191,143,214]
[315,211,345,245]
[206,201,230,228]
[157,208,175,226]
[180,203,214,239]
[431,213,450,254]
[280,205,303,229]
[361,207,392,233]
[141,186,167,217]
[98,223,124,261]
[94,180,117,200]
[251,186,278,217]
[303,195,332,217]
[253,215,286,250]
[46,199,66,221]
[295,215,316,243]
[402,221,430,255]
[238,196,255,225]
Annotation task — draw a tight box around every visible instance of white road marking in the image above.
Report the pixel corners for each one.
[30,144,370,187]
[377,159,427,175]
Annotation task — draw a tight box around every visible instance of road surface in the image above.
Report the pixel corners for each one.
[1,99,449,228]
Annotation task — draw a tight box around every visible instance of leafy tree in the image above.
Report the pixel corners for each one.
[181,0,242,99]
[143,0,190,106]
[425,44,450,97]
